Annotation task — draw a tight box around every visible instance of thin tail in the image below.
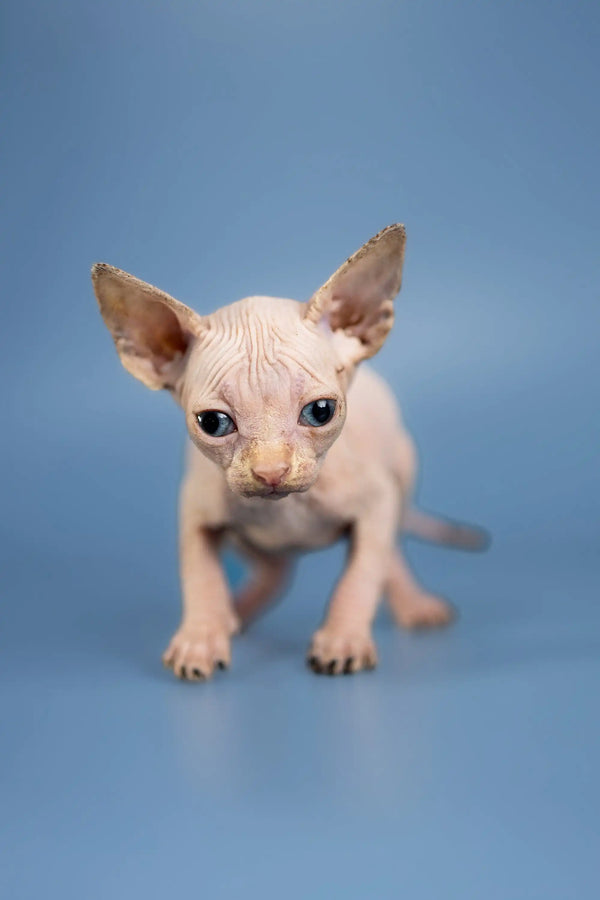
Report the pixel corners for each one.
[403,508,490,552]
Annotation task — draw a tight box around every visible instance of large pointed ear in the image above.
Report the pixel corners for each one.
[91,263,204,390]
[304,224,406,365]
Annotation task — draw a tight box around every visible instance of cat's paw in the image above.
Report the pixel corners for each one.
[307,626,378,675]
[162,619,236,680]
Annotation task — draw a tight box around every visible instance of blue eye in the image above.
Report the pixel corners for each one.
[197,410,236,437]
[299,399,336,427]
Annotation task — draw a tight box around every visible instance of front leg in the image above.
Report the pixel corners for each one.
[163,490,239,681]
[308,488,398,675]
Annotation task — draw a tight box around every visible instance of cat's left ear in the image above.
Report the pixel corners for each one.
[304,224,406,364]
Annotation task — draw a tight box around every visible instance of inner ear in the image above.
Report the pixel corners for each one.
[92,263,204,390]
[304,224,406,363]
[122,299,188,369]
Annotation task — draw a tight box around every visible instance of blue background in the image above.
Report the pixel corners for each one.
[2,1,599,897]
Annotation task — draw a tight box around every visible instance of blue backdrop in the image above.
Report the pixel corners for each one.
[2,1,599,897]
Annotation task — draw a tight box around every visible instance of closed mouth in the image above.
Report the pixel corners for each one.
[259,486,292,499]
[240,486,293,499]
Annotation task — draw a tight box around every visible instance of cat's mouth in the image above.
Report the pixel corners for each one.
[238,482,315,500]
[242,486,292,500]
[263,488,292,500]
[233,476,316,500]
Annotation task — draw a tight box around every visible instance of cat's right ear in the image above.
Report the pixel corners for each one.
[92,264,205,390]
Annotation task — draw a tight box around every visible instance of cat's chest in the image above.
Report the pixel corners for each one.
[227,490,349,554]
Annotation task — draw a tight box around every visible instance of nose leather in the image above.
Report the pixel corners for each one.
[251,461,290,487]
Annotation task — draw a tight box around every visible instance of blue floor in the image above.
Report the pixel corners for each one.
[2,504,599,898]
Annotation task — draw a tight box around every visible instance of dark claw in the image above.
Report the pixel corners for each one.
[326,660,337,675]
[216,660,227,670]
[180,666,187,680]
[308,656,322,674]
[343,657,354,675]
[192,668,204,680]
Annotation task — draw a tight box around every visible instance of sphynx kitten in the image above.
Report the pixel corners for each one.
[92,225,485,680]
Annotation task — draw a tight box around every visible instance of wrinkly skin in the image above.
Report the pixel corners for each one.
[180,296,349,499]
[93,225,461,680]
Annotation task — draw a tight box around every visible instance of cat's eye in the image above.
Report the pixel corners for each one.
[196,410,236,437]
[299,399,336,427]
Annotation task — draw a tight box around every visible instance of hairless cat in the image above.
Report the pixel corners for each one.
[92,225,486,680]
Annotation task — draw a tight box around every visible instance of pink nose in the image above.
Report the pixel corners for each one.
[251,461,290,487]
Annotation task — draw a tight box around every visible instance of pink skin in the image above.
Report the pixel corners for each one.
[92,225,481,680]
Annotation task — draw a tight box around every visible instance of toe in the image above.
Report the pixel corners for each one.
[308,628,378,676]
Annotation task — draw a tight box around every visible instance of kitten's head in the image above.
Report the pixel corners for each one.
[92,225,406,498]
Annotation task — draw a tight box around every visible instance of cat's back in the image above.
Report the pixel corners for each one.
[346,365,400,425]
[339,365,409,464]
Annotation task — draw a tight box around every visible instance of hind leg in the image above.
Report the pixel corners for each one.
[386,549,455,629]
[234,550,292,627]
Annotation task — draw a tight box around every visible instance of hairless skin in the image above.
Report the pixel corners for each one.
[92,225,486,680]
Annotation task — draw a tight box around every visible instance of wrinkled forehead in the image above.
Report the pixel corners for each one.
[185,297,341,406]
[221,359,314,416]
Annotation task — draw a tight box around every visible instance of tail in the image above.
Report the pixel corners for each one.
[403,508,490,552]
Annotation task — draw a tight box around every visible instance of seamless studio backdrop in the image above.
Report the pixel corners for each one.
[1,2,599,898]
